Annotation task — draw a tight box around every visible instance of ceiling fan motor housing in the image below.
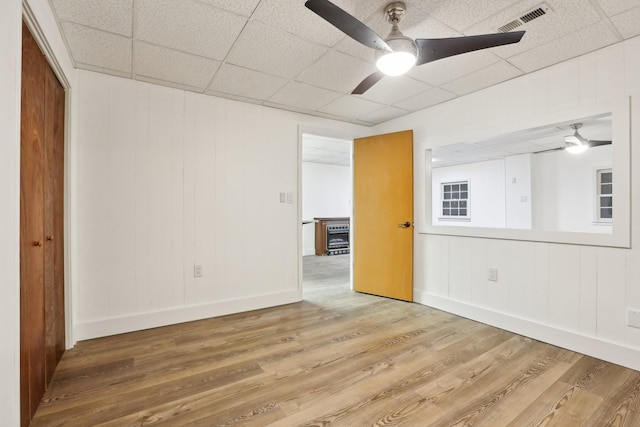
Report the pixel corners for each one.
[375,36,417,60]
[375,1,418,75]
[384,2,407,24]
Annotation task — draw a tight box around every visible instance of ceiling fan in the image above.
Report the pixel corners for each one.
[562,123,612,153]
[536,123,612,154]
[305,0,526,94]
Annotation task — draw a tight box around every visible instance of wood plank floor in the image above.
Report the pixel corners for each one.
[32,255,640,426]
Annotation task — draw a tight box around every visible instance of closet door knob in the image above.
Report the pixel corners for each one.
[33,241,43,247]
[47,235,54,241]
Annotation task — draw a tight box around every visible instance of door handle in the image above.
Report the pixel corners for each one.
[397,221,411,228]
[33,241,43,247]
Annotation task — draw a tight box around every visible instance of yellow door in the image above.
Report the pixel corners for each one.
[353,130,413,301]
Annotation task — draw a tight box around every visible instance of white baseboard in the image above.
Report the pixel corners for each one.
[414,290,640,372]
[303,248,316,256]
[73,289,302,342]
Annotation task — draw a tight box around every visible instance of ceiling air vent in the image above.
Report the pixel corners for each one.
[498,20,523,32]
[520,7,547,23]
[498,3,550,32]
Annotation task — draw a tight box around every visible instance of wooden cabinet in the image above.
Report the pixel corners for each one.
[20,21,66,427]
[314,217,350,256]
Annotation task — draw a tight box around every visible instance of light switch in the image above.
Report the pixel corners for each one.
[194,265,203,278]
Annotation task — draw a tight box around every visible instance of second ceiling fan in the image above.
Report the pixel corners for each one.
[538,123,612,154]
[305,0,526,94]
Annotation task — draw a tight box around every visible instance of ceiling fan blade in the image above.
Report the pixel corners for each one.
[305,0,390,51]
[415,31,525,65]
[589,140,612,147]
[535,146,565,154]
[536,139,611,154]
[351,71,385,95]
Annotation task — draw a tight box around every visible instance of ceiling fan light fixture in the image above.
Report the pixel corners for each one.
[375,37,417,76]
[565,142,587,154]
[564,124,588,153]
[564,136,587,153]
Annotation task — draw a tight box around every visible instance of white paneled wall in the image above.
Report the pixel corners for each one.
[72,70,368,340]
[373,35,640,370]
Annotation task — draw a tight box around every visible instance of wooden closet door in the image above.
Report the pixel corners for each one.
[43,59,66,385]
[21,21,66,426]
[20,20,46,425]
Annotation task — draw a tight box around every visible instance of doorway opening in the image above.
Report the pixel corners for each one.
[300,133,352,298]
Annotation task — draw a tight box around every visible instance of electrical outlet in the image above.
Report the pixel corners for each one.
[627,309,640,329]
[194,265,203,278]
[488,267,498,282]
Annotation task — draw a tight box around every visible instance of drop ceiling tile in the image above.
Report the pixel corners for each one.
[51,0,133,36]
[610,7,640,38]
[226,20,328,79]
[304,135,350,149]
[306,149,337,158]
[198,0,261,17]
[136,0,246,60]
[595,0,640,16]
[207,64,288,101]
[334,37,375,63]
[303,140,351,156]
[332,0,390,22]
[204,91,264,106]
[407,49,500,86]
[332,159,351,166]
[134,41,220,90]
[268,81,342,111]
[62,22,132,74]
[362,106,411,124]
[274,0,388,45]
[135,75,205,93]
[74,63,132,79]
[442,61,523,96]
[319,95,386,119]
[508,22,619,72]
[412,0,524,32]
[325,142,351,153]
[465,0,603,59]
[360,76,432,105]
[302,155,322,162]
[303,139,333,150]
[394,87,457,111]
[297,51,378,93]
[251,0,347,47]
